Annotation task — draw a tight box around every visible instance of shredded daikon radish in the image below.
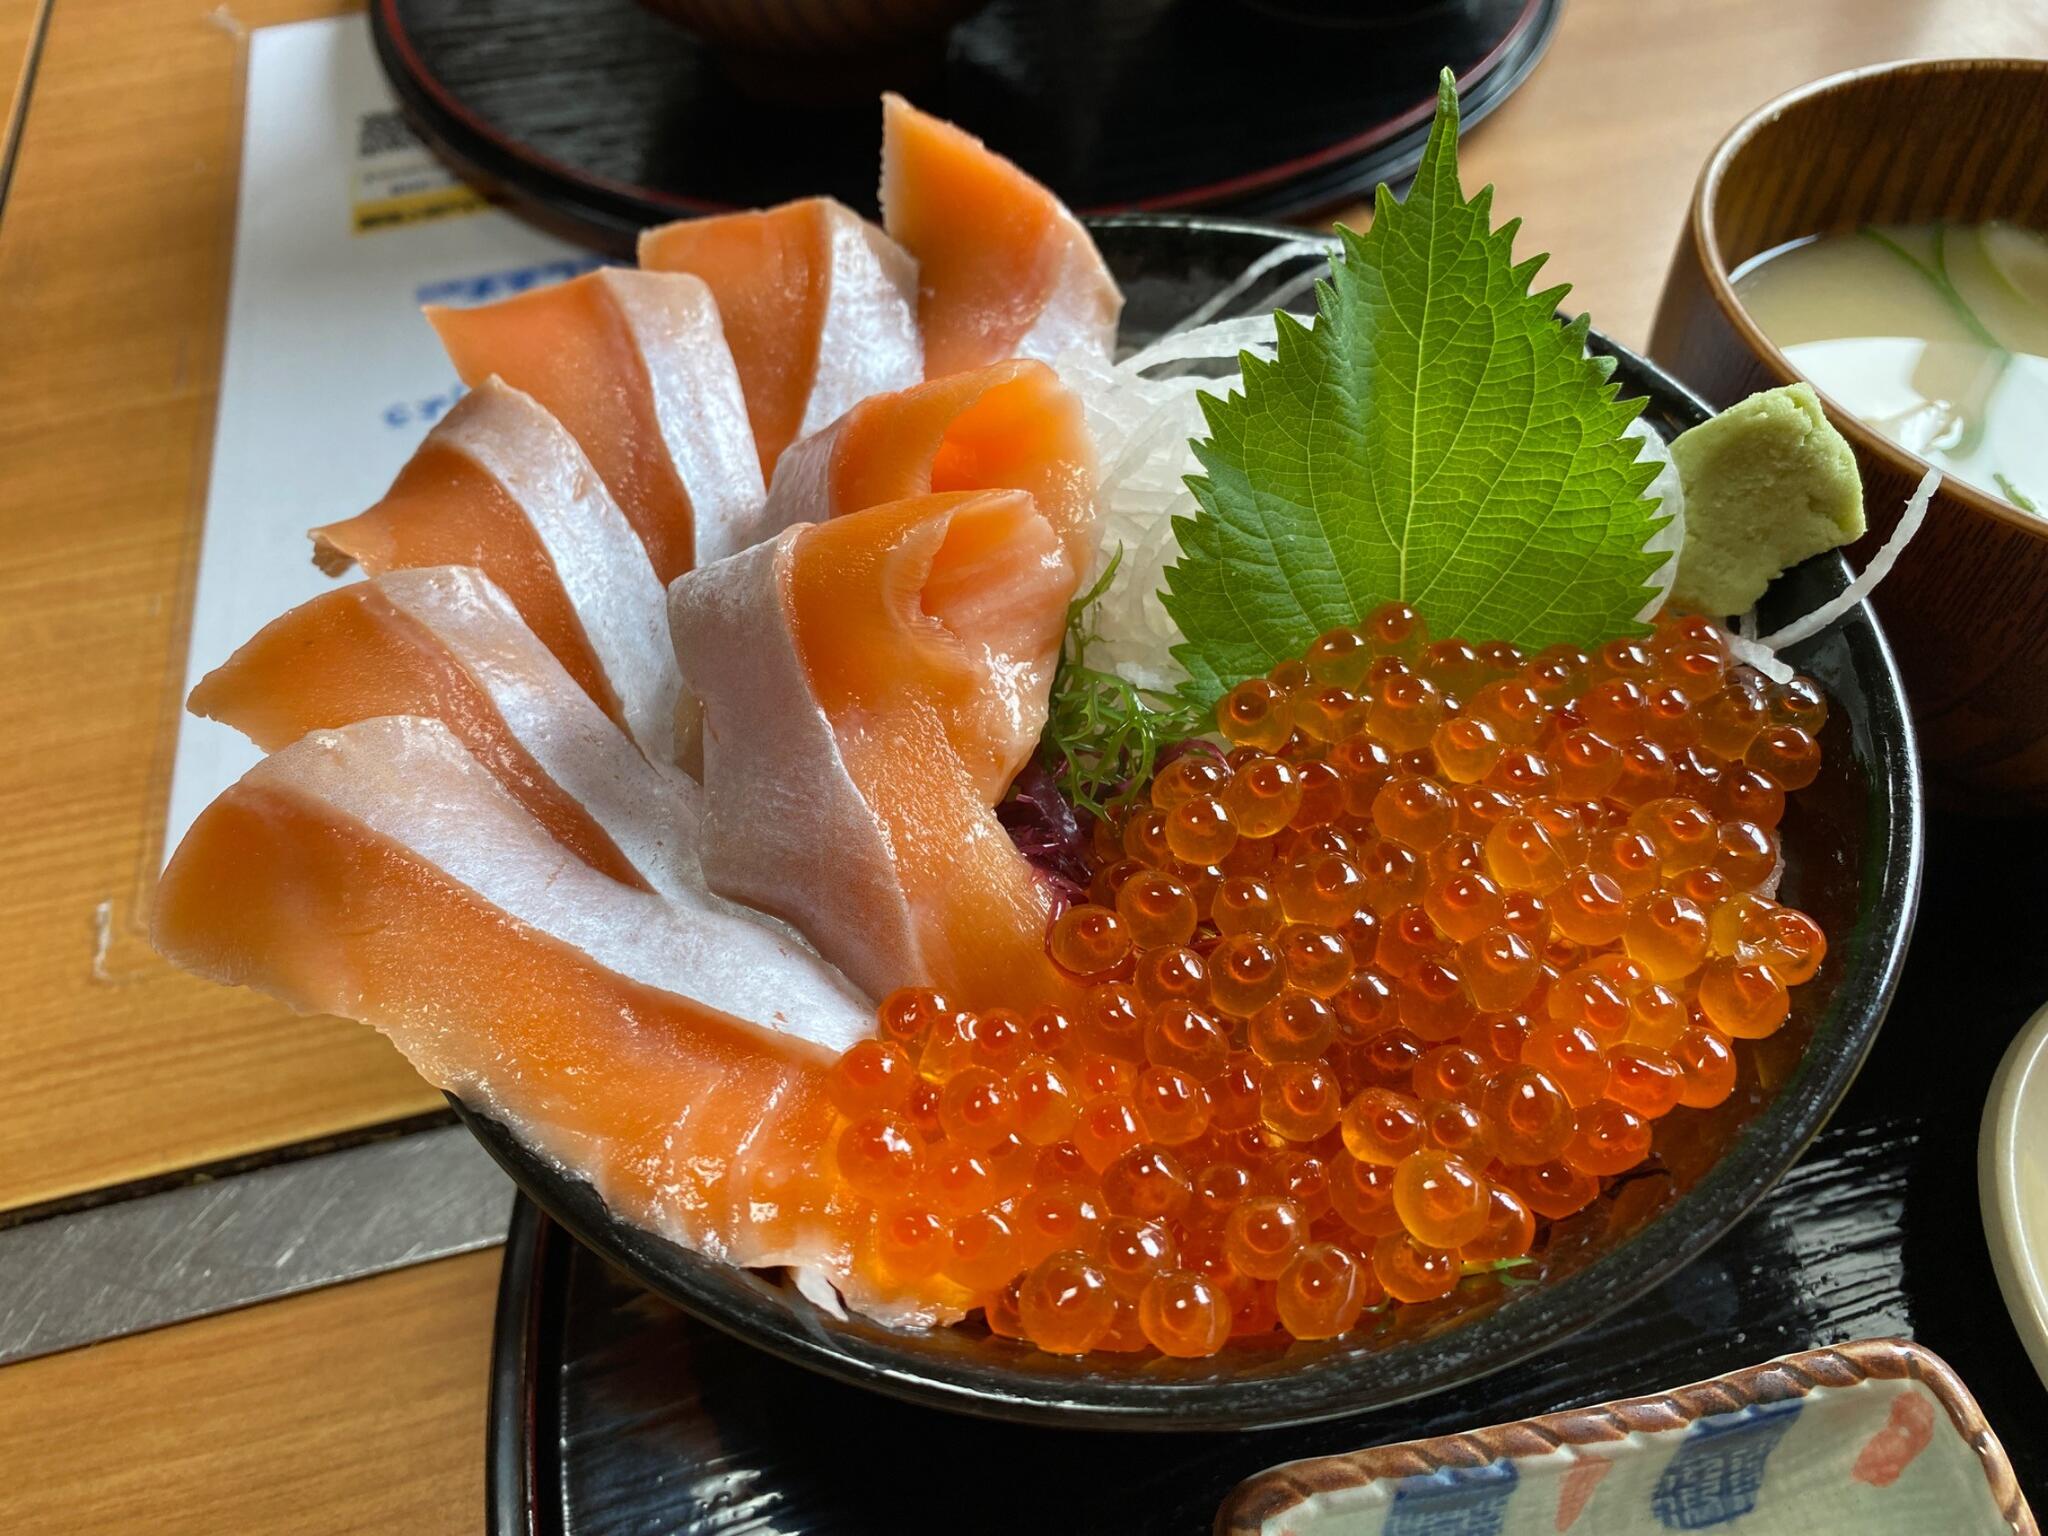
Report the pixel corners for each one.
[1757,468,1941,650]
[1057,343,1234,692]
[1051,297,1321,691]
[791,1265,851,1320]
[1723,605,1792,677]
[1121,315,1284,374]
[1263,264,1325,317]
[1165,238,1330,334]
[1628,415,1686,623]
[1725,632,1796,684]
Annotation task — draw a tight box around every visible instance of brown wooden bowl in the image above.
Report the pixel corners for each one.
[1648,57,2048,808]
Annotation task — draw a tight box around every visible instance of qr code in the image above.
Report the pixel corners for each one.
[356,110,417,158]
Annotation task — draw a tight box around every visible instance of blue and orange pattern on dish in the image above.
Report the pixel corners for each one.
[1222,1341,2034,1536]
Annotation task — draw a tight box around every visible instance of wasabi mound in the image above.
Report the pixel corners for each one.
[1668,383,1865,617]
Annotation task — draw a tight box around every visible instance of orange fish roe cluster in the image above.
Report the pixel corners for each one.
[824,606,1829,1356]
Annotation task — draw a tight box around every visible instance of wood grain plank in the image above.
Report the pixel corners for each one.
[0,1249,497,1535]
[0,0,441,1216]
[0,0,49,180]
[1346,0,2048,349]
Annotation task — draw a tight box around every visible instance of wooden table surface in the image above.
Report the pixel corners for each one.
[1,0,2043,1529]
[2,0,47,163]
[0,0,439,1220]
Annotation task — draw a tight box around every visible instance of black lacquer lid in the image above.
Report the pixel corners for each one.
[372,0,1562,252]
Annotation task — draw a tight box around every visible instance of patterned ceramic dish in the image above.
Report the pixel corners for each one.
[1983,1002,2048,1390]
[1215,1339,2034,1535]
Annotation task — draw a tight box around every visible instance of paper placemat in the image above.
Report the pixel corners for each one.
[163,12,596,857]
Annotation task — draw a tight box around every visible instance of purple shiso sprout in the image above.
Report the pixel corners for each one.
[1000,735,1221,895]
[1094,738,1229,819]
[1033,869,1088,925]
[996,756,1094,887]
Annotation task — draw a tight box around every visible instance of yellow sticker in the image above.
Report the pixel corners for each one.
[350,108,487,233]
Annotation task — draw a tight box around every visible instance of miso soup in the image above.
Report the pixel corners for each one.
[1733,220,2048,515]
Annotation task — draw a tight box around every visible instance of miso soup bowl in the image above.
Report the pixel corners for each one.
[1648,57,2048,808]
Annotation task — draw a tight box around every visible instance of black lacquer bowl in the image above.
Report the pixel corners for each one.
[456,216,1924,1431]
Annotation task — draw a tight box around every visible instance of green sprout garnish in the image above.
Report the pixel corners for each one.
[1995,472,2039,514]
[1456,1255,1542,1289]
[1041,545,1209,820]
[1859,222,2007,353]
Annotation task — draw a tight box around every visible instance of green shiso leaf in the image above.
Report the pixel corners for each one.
[1161,70,1669,705]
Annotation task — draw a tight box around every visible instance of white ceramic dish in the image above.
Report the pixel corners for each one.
[1982,1000,2048,1391]
[1216,1340,2034,1536]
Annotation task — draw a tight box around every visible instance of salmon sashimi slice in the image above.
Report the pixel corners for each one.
[669,490,1074,1007]
[792,490,1073,807]
[638,198,923,481]
[764,359,1099,585]
[151,718,958,1321]
[427,270,767,584]
[311,379,679,762]
[188,566,702,903]
[880,93,1122,377]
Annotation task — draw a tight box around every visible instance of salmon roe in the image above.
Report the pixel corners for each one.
[825,608,1827,1356]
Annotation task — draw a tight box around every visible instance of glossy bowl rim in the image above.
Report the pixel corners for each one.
[459,211,1925,1431]
[1685,54,2048,540]
[1979,998,2048,1393]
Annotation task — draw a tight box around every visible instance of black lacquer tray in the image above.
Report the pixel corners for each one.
[490,804,2048,1533]
[371,0,1562,253]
